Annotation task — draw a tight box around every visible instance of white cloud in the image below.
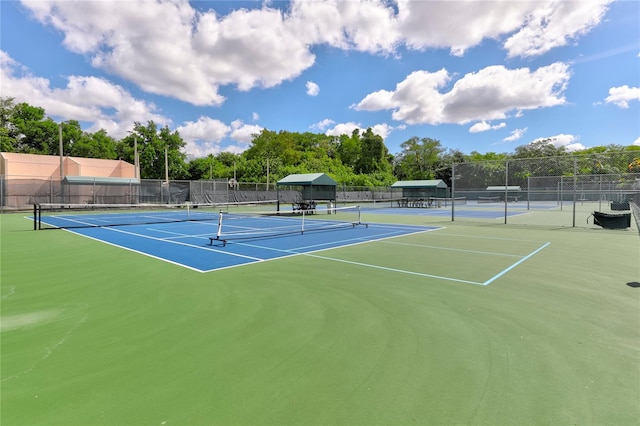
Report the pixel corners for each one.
[0,50,168,139]
[22,1,315,106]
[1,50,267,158]
[503,1,611,58]
[604,85,640,108]
[18,0,609,109]
[229,120,263,145]
[370,123,393,140]
[288,0,400,54]
[632,137,640,146]
[291,0,610,57]
[469,121,506,133]
[222,144,248,155]
[176,116,231,158]
[324,122,393,140]
[563,143,586,152]
[504,128,528,142]
[310,118,335,131]
[397,0,611,57]
[355,63,570,125]
[252,112,260,121]
[306,81,320,96]
[533,134,585,151]
[354,69,450,124]
[325,122,361,137]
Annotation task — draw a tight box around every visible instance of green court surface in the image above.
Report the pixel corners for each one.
[1,212,639,425]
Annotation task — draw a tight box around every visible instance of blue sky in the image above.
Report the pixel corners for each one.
[1,0,639,159]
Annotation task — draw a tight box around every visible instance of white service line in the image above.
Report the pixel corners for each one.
[97,226,265,261]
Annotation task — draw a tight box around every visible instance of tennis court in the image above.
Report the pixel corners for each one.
[48,211,440,272]
[2,204,639,425]
[32,203,548,282]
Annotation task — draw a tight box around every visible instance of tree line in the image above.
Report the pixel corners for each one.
[1,97,638,185]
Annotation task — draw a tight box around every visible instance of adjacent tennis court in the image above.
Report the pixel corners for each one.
[2,204,639,425]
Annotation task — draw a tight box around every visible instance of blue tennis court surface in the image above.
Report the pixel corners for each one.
[359,201,559,219]
[363,206,528,219]
[61,217,439,272]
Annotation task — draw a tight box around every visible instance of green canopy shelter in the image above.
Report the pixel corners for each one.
[276,173,337,212]
[486,186,522,202]
[392,179,448,199]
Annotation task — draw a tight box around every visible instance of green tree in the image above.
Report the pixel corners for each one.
[435,148,466,185]
[189,151,243,181]
[244,129,300,165]
[467,151,507,162]
[70,129,117,159]
[0,97,18,151]
[395,136,444,180]
[188,155,215,180]
[513,139,567,158]
[336,130,361,168]
[355,128,391,175]
[118,122,188,180]
[10,103,60,154]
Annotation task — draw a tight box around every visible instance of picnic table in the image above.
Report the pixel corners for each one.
[292,201,317,214]
[395,198,435,208]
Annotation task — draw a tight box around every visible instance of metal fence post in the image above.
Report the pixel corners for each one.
[451,163,455,222]
[572,158,577,227]
[504,160,509,224]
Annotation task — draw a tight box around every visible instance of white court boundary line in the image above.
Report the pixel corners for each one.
[198,226,441,272]
[58,222,439,273]
[225,226,550,286]
[380,240,524,258]
[298,234,551,286]
[482,242,550,285]
[61,226,265,273]
[302,252,483,285]
[57,222,549,283]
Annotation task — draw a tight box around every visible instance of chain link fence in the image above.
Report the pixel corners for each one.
[3,152,638,231]
[452,153,640,229]
[0,178,401,211]
[0,178,232,209]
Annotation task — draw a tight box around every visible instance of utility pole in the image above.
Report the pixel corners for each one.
[134,135,139,179]
[59,123,64,181]
[165,146,169,183]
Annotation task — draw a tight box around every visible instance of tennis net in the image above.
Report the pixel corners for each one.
[477,196,500,203]
[343,197,466,208]
[428,197,467,207]
[210,205,365,246]
[34,201,278,230]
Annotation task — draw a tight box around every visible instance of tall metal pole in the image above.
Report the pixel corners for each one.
[572,158,577,227]
[451,163,455,222]
[59,123,64,181]
[165,146,169,183]
[504,160,509,224]
[134,135,139,179]
[527,176,530,210]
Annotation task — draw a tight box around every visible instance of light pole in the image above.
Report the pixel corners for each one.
[59,123,64,181]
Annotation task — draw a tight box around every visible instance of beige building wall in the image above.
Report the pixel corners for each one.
[1,152,138,209]
[76,157,135,178]
[0,152,135,179]
[1,152,62,178]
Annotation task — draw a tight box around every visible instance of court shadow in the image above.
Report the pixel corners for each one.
[626,282,640,288]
